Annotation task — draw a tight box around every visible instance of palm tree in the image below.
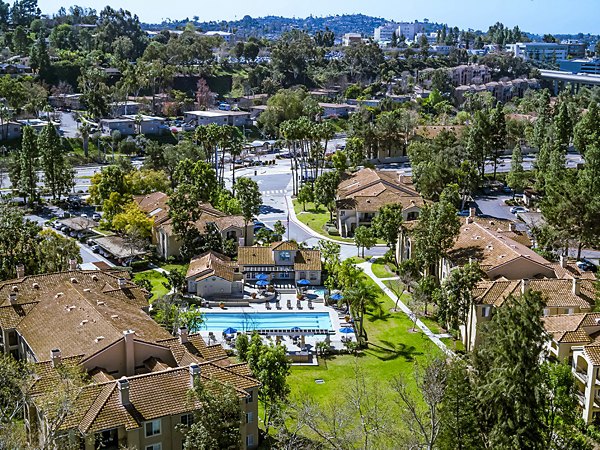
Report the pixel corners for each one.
[77,122,92,158]
[344,281,379,345]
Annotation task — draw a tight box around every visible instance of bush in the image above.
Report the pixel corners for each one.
[327,227,340,236]
[130,260,150,272]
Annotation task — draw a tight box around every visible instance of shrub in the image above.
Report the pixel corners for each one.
[327,226,340,236]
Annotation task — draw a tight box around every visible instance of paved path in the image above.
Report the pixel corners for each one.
[357,260,454,357]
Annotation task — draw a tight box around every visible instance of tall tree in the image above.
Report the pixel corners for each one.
[506,145,527,197]
[313,171,339,222]
[343,279,379,343]
[234,177,262,242]
[39,123,74,201]
[18,126,38,205]
[353,225,375,259]
[489,104,507,180]
[372,203,404,263]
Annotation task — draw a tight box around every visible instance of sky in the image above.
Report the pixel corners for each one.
[36,0,600,35]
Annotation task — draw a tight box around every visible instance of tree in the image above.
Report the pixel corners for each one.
[372,204,404,262]
[126,169,170,195]
[506,145,527,197]
[111,201,153,240]
[183,380,242,450]
[438,262,484,351]
[88,165,130,206]
[296,182,313,212]
[36,229,81,274]
[39,123,74,201]
[17,126,38,205]
[353,225,375,259]
[313,171,339,222]
[344,279,379,343]
[234,177,262,242]
[247,338,291,434]
[473,290,547,449]
[489,104,507,180]
[573,101,600,154]
[162,268,186,296]
[77,122,92,158]
[412,191,461,276]
[438,359,481,450]
[392,357,447,450]
[331,150,348,173]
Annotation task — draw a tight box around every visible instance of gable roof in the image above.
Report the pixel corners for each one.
[448,221,551,274]
[186,251,236,282]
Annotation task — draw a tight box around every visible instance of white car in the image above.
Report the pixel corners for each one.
[510,206,529,215]
[92,213,101,221]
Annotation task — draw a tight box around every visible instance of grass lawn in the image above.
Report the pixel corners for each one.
[288,275,442,418]
[441,337,465,352]
[158,262,190,274]
[420,316,444,335]
[133,270,169,301]
[372,259,397,278]
[292,200,353,243]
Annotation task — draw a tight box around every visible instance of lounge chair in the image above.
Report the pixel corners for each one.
[266,301,271,310]
[296,299,303,310]
[276,301,282,310]
[287,299,292,309]
[308,300,314,310]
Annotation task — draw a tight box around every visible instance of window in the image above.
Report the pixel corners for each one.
[246,412,254,424]
[481,306,491,318]
[309,272,317,281]
[246,390,254,403]
[246,434,255,447]
[279,251,291,261]
[145,419,161,437]
[181,413,193,427]
[145,445,161,450]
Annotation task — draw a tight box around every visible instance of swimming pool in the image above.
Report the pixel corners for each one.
[312,289,327,297]
[196,311,333,332]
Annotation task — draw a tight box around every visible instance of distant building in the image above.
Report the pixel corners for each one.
[122,114,167,136]
[0,121,22,141]
[184,110,251,127]
[376,22,426,42]
[414,32,438,45]
[449,64,492,86]
[342,33,363,46]
[204,30,234,43]
[374,23,399,42]
[108,101,142,117]
[100,118,136,136]
[454,78,539,104]
[318,102,356,118]
[559,58,600,75]
[507,41,587,63]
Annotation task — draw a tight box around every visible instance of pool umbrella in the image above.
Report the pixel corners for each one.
[297,279,310,286]
[330,292,343,301]
[256,280,269,287]
[223,327,237,335]
[339,327,354,334]
[291,326,302,332]
[256,273,269,280]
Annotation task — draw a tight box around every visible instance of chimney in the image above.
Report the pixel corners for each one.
[508,222,516,232]
[8,292,17,304]
[466,216,473,225]
[521,279,530,294]
[560,255,567,269]
[573,278,581,296]
[123,330,135,376]
[16,265,24,279]
[51,349,61,368]
[68,259,78,271]
[469,207,477,218]
[238,237,245,247]
[189,363,201,387]
[178,326,189,344]
[118,278,127,289]
[117,377,130,406]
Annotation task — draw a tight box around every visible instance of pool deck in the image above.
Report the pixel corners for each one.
[198,297,354,352]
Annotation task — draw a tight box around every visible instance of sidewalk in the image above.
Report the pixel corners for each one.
[356,261,454,357]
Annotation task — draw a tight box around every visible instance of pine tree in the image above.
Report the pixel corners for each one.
[489,104,507,180]
[506,145,526,197]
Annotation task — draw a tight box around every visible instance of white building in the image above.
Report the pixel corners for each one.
[100,118,136,136]
[374,23,399,42]
[204,30,234,44]
[342,33,363,47]
[184,110,251,127]
[108,101,143,117]
[507,42,569,62]
[122,114,167,136]
[397,22,425,41]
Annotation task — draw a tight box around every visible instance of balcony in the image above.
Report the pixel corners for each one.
[575,391,586,406]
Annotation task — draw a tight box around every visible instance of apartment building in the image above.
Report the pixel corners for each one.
[544,313,600,424]
[449,64,492,86]
[0,270,259,449]
[454,78,540,104]
[507,41,586,62]
[342,33,363,46]
[336,168,424,238]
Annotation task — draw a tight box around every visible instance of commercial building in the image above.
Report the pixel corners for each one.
[374,23,399,42]
[184,110,251,127]
[507,41,587,63]
[342,33,363,47]
[559,58,600,75]
[0,270,259,449]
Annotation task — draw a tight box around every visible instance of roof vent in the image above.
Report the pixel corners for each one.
[96,301,105,306]
[111,314,119,319]
[55,292,63,298]
[83,288,91,292]
[8,292,17,304]
[92,275,99,282]
[50,349,61,368]
[595,318,600,325]
[118,278,127,289]
[95,336,105,343]
[65,305,76,312]
[70,278,78,284]
[11,286,18,292]
[80,319,88,326]
[32,283,39,289]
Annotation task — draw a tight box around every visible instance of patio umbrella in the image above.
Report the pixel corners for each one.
[330,292,343,301]
[223,327,237,335]
[297,279,310,286]
[290,326,302,332]
[256,280,269,287]
[339,327,354,334]
[256,273,269,280]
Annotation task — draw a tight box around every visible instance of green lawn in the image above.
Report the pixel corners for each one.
[133,270,169,301]
[292,200,353,243]
[441,337,465,352]
[371,259,397,278]
[420,316,444,335]
[158,262,190,274]
[289,275,442,415]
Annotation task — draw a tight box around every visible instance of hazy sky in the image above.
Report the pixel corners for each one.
[36,0,600,34]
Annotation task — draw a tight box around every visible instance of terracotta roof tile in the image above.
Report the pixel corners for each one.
[584,345,600,366]
[186,251,236,282]
[237,246,274,266]
[294,250,322,271]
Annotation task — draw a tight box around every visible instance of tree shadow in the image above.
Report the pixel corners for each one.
[366,340,423,362]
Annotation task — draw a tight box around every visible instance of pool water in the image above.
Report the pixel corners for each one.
[312,289,327,297]
[196,312,333,332]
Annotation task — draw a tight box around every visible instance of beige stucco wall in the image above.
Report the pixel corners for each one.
[197,276,233,298]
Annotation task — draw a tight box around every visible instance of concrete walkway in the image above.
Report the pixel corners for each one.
[356,261,454,357]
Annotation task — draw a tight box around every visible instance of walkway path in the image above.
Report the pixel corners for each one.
[356,261,454,357]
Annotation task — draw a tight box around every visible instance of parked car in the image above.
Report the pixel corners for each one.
[577,259,598,272]
[92,213,101,221]
[510,206,529,214]
[91,245,100,253]
[253,220,266,232]
[81,213,88,218]
[54,222,63,230]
